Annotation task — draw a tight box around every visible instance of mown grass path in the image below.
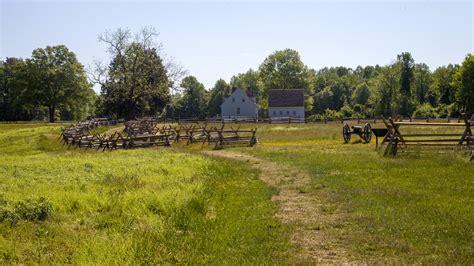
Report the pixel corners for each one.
[203,150,353,263]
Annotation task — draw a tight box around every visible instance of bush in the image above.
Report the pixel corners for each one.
[339,104,355,118]
[436,104,449,118]
[0,197,53,224]
[307,109,344,122]
[306,114,324,122]
[412,103,437,118]
[323,109,343,119]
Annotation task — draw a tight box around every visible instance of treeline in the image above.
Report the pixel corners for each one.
[169,50,473,120]
[1,27,473,122]
[0,46,96,122]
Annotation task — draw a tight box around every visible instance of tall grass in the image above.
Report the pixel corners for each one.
[0,124,288,263]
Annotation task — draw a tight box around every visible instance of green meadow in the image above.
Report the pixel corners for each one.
[0,124,288,264]
[247,123,474,263]
[1,122,473,263]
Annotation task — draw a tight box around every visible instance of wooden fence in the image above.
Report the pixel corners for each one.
[379,116,473,160]
[60,118,257,150]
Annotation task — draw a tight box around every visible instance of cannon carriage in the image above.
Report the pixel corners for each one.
[343,123,372,143]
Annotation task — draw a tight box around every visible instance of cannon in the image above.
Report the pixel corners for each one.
[343,123,372,143]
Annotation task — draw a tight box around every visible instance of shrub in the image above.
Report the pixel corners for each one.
[323,109,343,119]
[339,104,355,118]
[0,197,53,224]
[436,104,450,118]
[307,109,344,122]
[412,103,437,118]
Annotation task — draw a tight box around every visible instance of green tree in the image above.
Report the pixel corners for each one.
[0,58,30,121]
[230,69,260,100]
[314,67,338,93]
[312,67,361,114]
[207,79,230,117]
[413,63,432,105]
[453,54,474,115]
[374,64,399,116]
[312,86,335,113]
[397,52,415,116]
[176,76,208,118]
[23,45,93,122]
[354,65,379,80]
[352,82,371,106]
[432,64,458,105]
[95,27,174,119]
[258,49,314,111]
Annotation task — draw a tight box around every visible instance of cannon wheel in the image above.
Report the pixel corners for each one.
[343,123,351,143]
[363,123,372,143]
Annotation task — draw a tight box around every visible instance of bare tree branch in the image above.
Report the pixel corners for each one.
[164,56,188,93]
[94,26,188,95]
[87,58,107,87]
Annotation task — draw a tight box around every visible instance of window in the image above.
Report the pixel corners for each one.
[293,111,296,115]
[237,107,240,115]
[286,111,290,115]
[242,98,245,102]
[232,97,235,102]
[273,111,276,115]
[279,111,283,115]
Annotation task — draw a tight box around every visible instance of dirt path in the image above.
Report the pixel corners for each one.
[202,150,352,263]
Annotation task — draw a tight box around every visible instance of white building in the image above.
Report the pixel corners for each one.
[268,89,305,119]
[220,88,258,118]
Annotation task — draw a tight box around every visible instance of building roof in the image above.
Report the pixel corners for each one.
[221,87,257,107]
[268,89,304,107]
[228,87,255,99]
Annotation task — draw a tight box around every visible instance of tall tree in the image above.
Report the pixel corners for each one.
[230,69,260,99]
[374,65,399,116]
[207,79,230,117]
[22,45,93,122]
[311,67,361,114]
[352,82,371,106]
[176,76,208,118]
[93,27,184,119]
[453,54,474,115]
[0,58,31,121]
[413,63,432,105]
[258,49,314,111]
[432,64,458,105]
[397,52,415,116]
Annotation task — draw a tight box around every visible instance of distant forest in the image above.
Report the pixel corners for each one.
[1,28,473,122]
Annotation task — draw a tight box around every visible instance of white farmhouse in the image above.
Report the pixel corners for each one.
[268,89,305,119]
[220,88,258,118]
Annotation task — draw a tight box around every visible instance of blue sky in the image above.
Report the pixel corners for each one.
[1,0,472,92]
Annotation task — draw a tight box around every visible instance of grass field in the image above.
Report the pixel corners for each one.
[1,122,473,263]
[0,124,288,263]
[238,123,474,263]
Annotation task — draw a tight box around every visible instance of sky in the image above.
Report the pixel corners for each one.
[1,0,473,93]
